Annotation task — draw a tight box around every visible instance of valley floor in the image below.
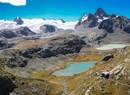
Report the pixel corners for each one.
[0,34,130,95]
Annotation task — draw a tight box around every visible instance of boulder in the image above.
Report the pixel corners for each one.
[101,54,114,61]
[100,72,109,79]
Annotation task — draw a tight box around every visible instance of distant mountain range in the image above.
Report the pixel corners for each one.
[0,8,130,42]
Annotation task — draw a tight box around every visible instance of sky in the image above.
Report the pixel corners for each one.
[0,0,130,21]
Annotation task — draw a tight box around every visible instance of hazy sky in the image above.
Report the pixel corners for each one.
[0,0,130,21]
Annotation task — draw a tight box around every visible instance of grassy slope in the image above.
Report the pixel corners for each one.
[67,47,130,95]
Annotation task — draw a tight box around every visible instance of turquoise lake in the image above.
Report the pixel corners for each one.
[53,61,96,76]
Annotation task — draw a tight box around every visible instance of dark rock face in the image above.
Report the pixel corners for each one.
[98,19,114,33]
[0,40,14,50]
[94,8,108,19]
[40,24,57,33]
[101,54,114,61]
[114,16,130,29]
[2,49,28,68]
[98,16,130,33]
[0,30,17,38]
[0,27,35,39]
[22,47,42,58]
[123,25,130,33]
[75,14,98,29]
[14,17,24,25]
[5,56,28,68]
[22,35,86,58]
[0,76,16,95]
[87,14,98,28]
[109,14,117,19]
[15,27,36,36]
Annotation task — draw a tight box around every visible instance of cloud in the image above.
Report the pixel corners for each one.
[0,0,26,6]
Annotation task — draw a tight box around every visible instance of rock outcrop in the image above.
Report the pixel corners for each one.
[98,19,114,33]
[22,34,86,58]
[75,14,98,29]
[6,56,28,68]
[98,16,130,33]
[101,54,114,61]
[100,72,110,79]
[40,24,57,33]
[0,27,35,38]
[0,40,14,50]
[0,76,16,95]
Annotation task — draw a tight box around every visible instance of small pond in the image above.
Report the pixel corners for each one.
[53,61,96,76]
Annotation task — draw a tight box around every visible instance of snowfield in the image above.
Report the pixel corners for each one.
[0,19,78,33]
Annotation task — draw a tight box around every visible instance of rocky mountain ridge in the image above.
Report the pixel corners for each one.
[76,8,130,34]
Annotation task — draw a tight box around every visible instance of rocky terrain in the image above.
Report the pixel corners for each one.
[0,8,130,95]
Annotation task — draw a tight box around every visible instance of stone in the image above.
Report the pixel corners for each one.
[101,54,114,61]
[85,89,91,95]
[100,72,110,79]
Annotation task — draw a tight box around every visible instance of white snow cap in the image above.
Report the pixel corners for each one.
[81,14,88,22]
[0,0,26,6]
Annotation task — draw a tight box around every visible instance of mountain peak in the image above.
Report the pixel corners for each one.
[80,13,88,22]
[14,17,24,25]
[94,8,108,18]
